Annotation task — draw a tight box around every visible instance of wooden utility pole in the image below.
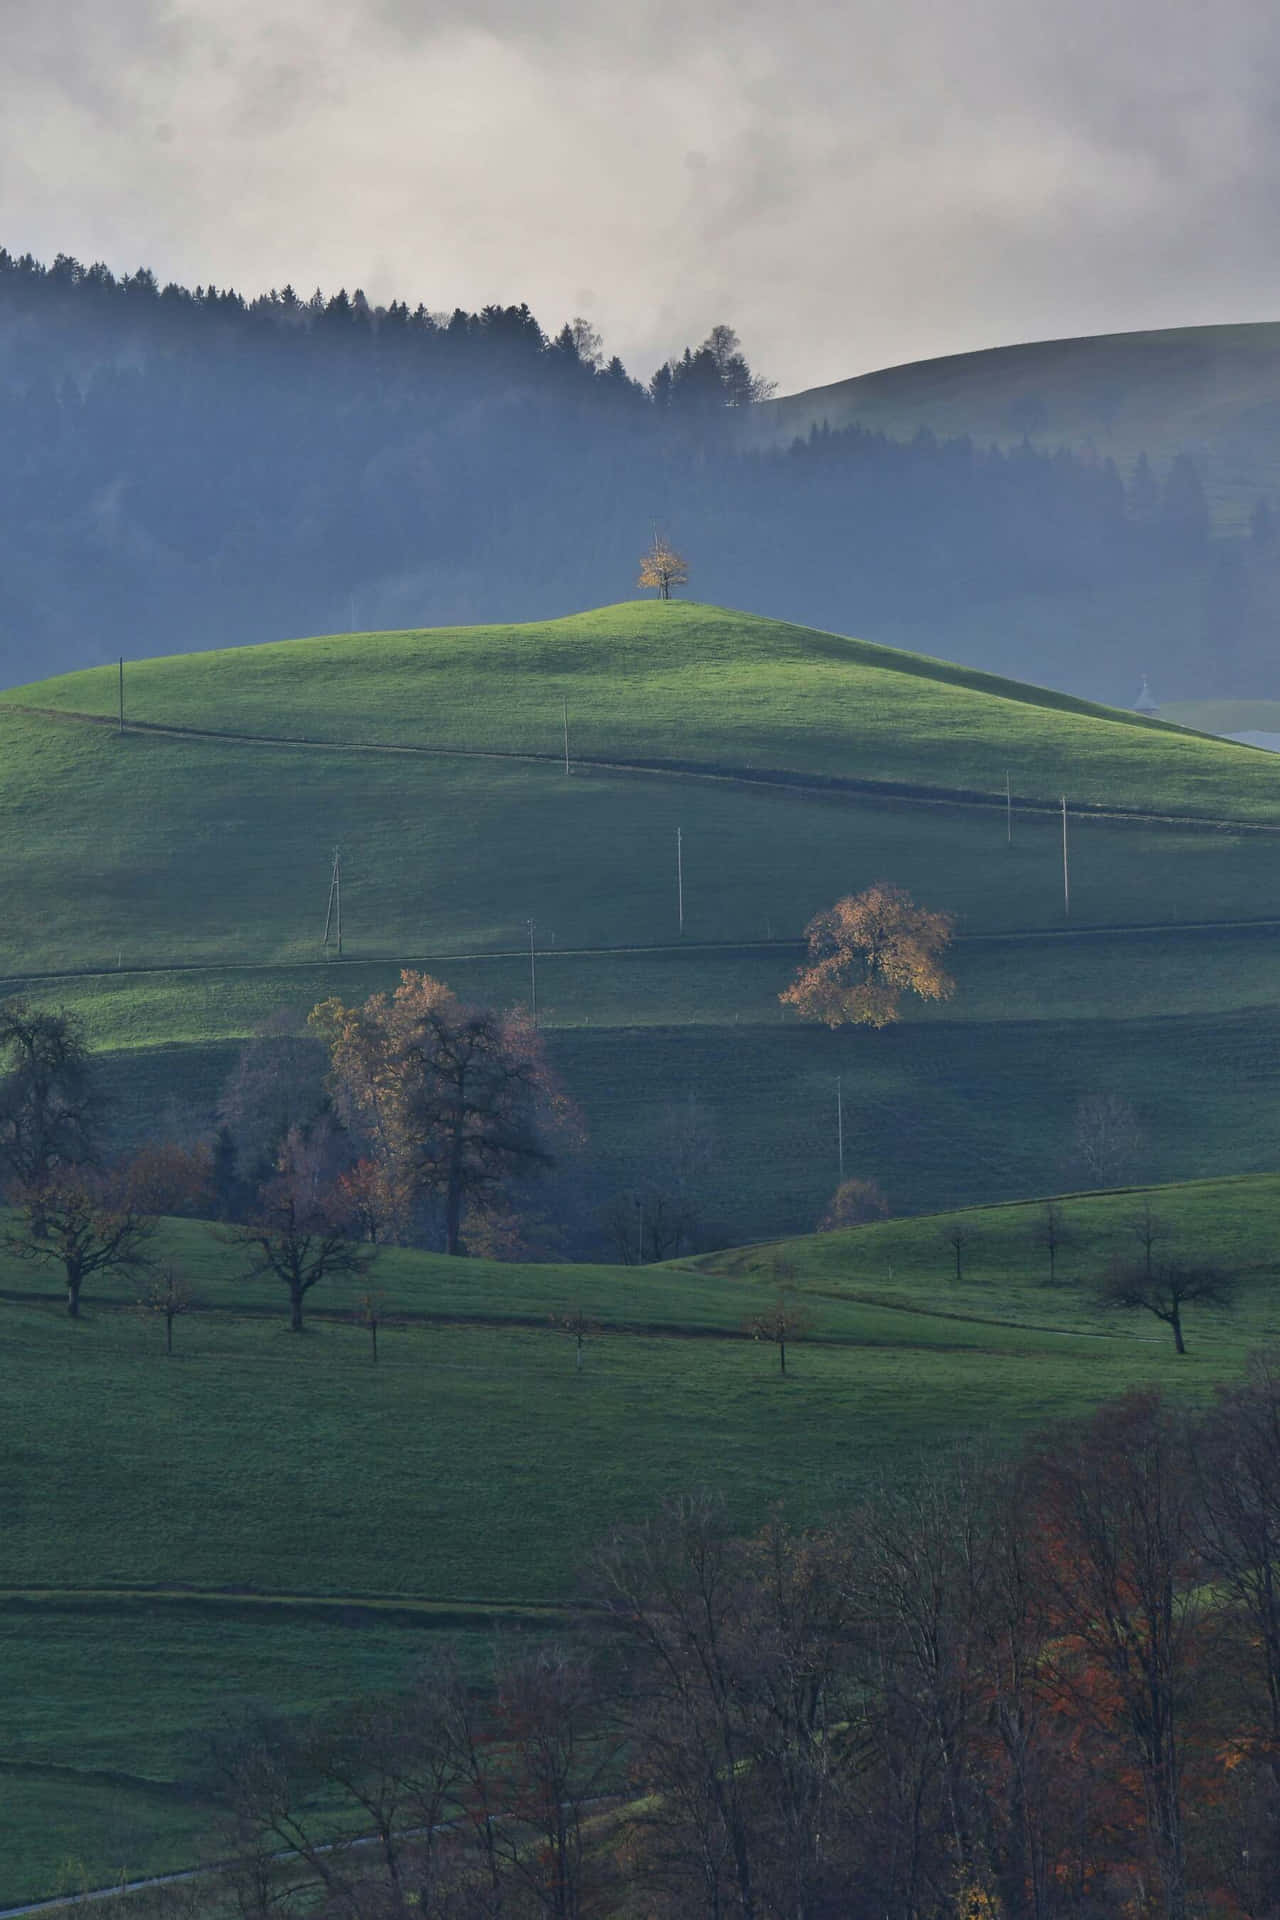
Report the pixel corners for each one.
[676,827,685,935]
[527,917,538,1028]
[323,849,343,956]
[118,657,125,735]
[837,1075,845,1180]
[1005,769,1012,846]
[562,698,571,776]
[1061,796,1070,918]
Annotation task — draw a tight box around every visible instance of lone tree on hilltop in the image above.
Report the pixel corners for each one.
[781,883,955,1029]
[637,532,689,601]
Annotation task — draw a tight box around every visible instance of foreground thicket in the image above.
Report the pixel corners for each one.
[199,1373,1280,1920]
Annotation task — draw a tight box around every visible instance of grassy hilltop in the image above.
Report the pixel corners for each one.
[4,600,1280,1231]
[755,322,1280,528]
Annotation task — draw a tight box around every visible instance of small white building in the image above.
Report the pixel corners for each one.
[1134,676,1159,716]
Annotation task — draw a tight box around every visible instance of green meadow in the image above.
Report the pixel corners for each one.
[2,603,1280,1230]
[3,602,1280,1897]
[1,1173,1279,1900]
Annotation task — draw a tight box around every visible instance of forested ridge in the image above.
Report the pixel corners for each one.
[0,246,1274,698]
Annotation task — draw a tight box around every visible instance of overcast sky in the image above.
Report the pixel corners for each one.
[4,0,1280,394]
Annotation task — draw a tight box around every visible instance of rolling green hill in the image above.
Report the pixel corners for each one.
[4,601,1280,1235]
[2,1173,1277,1902]
[755,322,1280,527]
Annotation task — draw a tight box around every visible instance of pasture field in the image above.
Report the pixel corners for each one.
[37,924,1280,1236]
[2,1174,1279,1900]
[1,604,1280,1232]
[5,604,1280,1895]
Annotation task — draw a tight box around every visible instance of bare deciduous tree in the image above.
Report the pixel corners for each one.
[552,1305,600,1371]
[744,1274,810,1374]
[227,1132,373,1332]
[1071,1091,1144,1188]
[1035,1198,1075,1286]
[1096,1258,1235,1354]
[139,1264,197,1355]
[1026,1392,1202,1918]
[942,1220,976,1284]
[8,1162,152,1317]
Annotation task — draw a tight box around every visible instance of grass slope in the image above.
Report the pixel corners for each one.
[2,604,1280,1232]
[6,601,1275,818]
[756,322,1280,527]
[2,1175,1279,1900]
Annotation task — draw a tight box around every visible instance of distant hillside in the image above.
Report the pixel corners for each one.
[757,322,1280,529]
[1,248,1265,707]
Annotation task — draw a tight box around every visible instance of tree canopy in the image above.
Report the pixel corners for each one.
[311,971,569,1255]
[780,884,956,1028]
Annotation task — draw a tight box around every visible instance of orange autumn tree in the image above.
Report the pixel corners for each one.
[780,883,956,1029]
[637,532,689,601]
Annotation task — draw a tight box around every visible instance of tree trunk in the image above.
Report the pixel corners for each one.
[66,1267,81,1318]
[165,1309,173,1355]
[445,1180,463,1256]
[290,1283,304,1333]
[1171,1308,1186,1355]
[779,1340,786,1375]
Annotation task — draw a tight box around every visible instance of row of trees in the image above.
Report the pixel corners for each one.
[188,1376,1280,1919]
[0,973,577,1322]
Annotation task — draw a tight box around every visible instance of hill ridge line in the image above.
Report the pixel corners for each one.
[7,701,1276,833]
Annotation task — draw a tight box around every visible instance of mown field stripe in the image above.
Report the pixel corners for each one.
[2,915,1280,1000]
[9,701,1278,831]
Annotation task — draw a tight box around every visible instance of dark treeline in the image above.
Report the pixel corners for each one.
[183,1378,1280,1919]
[0,247,1259,700]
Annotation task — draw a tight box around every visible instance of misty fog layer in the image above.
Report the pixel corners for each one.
[0,252,1268,704]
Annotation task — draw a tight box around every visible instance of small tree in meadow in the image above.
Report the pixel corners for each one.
[353,1287,393,1363]
[744,1271,811,1375]
[943,1221,974,1284]
[1035,1199,1075,1286]
[8,1163,153,1318]
[552,1306,601,1371]
[227,1132,373,1333]
[1095,1259,1235,1355]
[139,1265,197,1356]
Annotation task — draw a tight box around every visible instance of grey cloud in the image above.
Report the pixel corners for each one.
[4,0,1280,389]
